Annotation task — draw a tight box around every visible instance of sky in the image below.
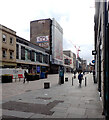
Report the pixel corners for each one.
[0,0,95,64]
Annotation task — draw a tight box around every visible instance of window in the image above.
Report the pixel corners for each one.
[2,49,6,58]
[31,50,35,62]
[45,55,49,64]
[2,34,6,42]
[10,51,13,59]
[21,46,25,60]
[16,44,19,59]
[39,53,42,63]
[10,37,13,44]
[27,50,31,60]
[36,52,40,62]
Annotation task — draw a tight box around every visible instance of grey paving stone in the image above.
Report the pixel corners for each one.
[50,106,68,113]
[30,113,47,118]
[2,109,34,118]
[67,113,87,118]
[85,108,103,116]
[51,111,67,118]
[55,102,71,108]
[66,107,86,116]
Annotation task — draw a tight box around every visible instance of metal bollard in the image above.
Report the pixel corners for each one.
[85,77,87,86]
[72,77,73,86]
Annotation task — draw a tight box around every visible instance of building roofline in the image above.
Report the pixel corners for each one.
[0,24,16,33]
[30,18,52,23]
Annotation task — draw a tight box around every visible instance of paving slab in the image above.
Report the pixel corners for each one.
[2,109,34,118]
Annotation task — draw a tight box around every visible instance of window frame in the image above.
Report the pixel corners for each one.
[2,49,7,58]
[10,51,14,59]
[2,34,6,43]
[10,37,13,44]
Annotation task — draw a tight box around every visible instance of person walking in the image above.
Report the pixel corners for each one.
[23,70,28,83]
[78,71,83,87]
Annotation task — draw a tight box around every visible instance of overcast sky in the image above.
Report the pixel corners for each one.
[0,0,95,64]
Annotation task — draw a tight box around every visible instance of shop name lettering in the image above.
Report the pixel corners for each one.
[36,36,49,43]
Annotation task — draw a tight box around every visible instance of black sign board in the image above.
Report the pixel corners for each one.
[92,50,97,55]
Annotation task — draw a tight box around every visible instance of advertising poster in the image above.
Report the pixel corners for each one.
[37,66,40,73]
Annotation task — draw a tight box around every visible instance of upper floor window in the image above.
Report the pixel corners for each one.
[2,34,6,43]
[16,44,19,59]
[10,37,13,44]
[21,46,25,60]
[10,51,14,59]
[2,49,7,58]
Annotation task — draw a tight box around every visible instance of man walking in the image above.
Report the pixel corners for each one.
[23,70,28,83]
[78,71,83,87]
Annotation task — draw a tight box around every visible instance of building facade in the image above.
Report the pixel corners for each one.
[63,54,73,73]
[16,36,49,73]
[63,50,76,72]
[0,24,17,68]
[81,59,87,72]
[30,18,63,73]
[94,1,109,119]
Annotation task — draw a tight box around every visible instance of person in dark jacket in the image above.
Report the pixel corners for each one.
[23,70,28,83]
[78,71,83,87]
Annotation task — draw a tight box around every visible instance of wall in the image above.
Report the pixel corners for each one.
[0,25,16,66]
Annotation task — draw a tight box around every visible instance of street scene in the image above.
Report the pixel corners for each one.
[0,0,109,119]
[0,73,105,119]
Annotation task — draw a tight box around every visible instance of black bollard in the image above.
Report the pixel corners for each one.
[72,77,73,86]
[85,77,87,86]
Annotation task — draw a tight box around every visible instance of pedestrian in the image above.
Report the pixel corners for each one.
[23,70,28,83]
[78,71,83,87]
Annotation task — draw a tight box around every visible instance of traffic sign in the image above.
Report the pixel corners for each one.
[92,50,97,55]
[92,60,95,63]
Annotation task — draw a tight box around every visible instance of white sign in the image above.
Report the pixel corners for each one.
[36,36,49,43]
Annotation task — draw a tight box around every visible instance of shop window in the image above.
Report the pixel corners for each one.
[2,34,6,43]
[2,49,6,58]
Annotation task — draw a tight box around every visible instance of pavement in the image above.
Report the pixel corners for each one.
[0,73,105,119]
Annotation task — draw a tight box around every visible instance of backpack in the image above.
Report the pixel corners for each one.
[78,74,82,80]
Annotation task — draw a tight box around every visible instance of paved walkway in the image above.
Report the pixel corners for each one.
[0,73,105,119]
